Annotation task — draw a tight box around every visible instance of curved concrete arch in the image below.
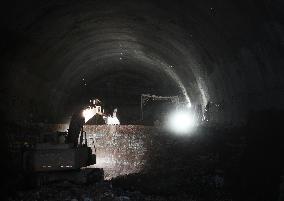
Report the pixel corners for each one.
[1,0,283,125]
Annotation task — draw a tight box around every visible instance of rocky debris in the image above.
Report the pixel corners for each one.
[7,181,200,201]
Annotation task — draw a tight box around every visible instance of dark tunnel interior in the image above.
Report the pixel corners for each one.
[1,0,284,200]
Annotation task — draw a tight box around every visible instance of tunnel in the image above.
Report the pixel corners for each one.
[1,0,284,200]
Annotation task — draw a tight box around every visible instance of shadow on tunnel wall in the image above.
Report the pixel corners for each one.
[111,109,284,201]
[235,109,284,201]
[0,119,42,199]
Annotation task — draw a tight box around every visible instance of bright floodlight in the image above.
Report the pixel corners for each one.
[82,107,96,122]
[167,110,196,134]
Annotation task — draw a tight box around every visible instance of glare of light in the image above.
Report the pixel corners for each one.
[106,116,120,125]
[167,110,196,134]
[82,108,96,123]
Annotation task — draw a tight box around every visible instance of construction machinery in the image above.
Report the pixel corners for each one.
[22,116,103,185]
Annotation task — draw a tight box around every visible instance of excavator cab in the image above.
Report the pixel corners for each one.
[23,129,103,185]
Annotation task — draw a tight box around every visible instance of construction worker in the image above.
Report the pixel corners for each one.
[204,101,211,122]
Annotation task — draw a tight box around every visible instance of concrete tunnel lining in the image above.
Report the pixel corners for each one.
[41,17,203,112]
[4,1,211,123]
[1,0,284,125]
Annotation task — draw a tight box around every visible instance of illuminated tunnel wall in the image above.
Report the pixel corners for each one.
[1,0,284,126]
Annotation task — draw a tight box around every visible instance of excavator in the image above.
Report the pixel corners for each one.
[22,107,104,186]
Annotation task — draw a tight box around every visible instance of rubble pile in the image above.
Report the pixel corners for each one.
[8,181,197,201]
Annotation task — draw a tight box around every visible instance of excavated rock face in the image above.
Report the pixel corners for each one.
[1,0,284,126]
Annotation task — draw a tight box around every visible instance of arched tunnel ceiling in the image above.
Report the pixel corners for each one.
[1,0,284,124]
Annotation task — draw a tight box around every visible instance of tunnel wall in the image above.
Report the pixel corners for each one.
[1,0,284,127]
